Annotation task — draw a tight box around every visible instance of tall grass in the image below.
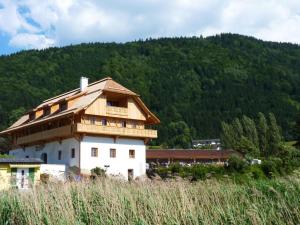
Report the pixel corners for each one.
[1,172,300,225]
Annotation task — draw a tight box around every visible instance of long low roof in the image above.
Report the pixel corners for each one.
[146,149,238,159]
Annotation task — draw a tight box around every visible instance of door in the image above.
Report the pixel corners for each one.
[128,169,134,181]
[16,168,29,189]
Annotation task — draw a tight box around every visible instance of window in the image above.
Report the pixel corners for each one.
[132,122,137,129]
[110,148,116,158]
[90,116,96,125]
[129,149,135,159]
[29,112,35,120]
[101,118,107,126]
[91,147,98,157]
[107,100,118,106]
[43,107,51,117]
[121,121,126,128]
[71,148,75,158]
[25,155,29,158]
[59,101,67,111]
[58,150,62,160]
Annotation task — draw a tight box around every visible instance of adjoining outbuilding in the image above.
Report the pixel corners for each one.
[0,158,42,190]
[146,149,239,167]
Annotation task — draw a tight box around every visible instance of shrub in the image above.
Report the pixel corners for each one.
[169,162,181,173]
[40,173,50,184]
[91,167,106,178]
[261,158,282,178]
[156,167,170,179]
[246,165,266,180]
[226,155,248,173]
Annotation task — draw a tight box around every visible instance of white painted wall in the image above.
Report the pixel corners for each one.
[40,164,66,181]
[10,138,80,167]
[10,136,146,180]
[80,136,146,179]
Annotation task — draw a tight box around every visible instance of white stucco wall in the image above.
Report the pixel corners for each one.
[10,136,146,180]
[80,136,146,179]
[9,138,80,167]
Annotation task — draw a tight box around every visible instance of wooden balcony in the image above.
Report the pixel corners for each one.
[16,125,72,145]
[106,106,128,117]
[74,123,157,139]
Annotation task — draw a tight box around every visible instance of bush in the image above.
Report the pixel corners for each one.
[40,173,50,184]
[91,167,106,179]
[169,162,181,173]
[226,155,248,173]
[261,158,282,178]
[246,165,266,180]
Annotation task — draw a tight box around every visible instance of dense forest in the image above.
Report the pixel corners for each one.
[0,33,300,147]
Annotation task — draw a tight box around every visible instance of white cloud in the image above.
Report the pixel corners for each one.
[200,0,300,44]
[1,0,300,50]
[0,0,37,35]
[9,33,55,49]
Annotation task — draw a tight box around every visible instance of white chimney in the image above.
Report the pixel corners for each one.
[80,77,89,91]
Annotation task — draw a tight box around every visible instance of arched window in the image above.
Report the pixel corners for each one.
[41,153,48,164]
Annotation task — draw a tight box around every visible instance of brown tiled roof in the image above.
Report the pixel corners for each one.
[146,149,238,160]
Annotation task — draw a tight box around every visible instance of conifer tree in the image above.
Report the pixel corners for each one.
[232,118,244,139]
[268,112,282,155]
[242,115,259,149]
[221,122,236,149]
[257,112,268,156]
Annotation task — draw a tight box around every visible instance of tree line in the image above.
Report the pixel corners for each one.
[221,112,292,157]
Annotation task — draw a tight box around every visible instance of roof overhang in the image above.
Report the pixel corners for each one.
[9,164,41,168]
[0,110,75,135]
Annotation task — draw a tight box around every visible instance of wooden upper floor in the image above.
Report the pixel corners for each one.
[1,77,159,146]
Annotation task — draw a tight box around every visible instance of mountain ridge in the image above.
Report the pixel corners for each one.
[0,33,300,145]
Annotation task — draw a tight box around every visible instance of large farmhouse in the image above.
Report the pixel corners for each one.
[0,77,159,180]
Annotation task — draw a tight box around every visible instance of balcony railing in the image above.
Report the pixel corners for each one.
[74,123,157,138]
[16,125,72,145]
[106,106,128,116]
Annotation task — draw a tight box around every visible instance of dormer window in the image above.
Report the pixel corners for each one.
[59,101,67,111]
[106,94,128,108]
[43,107,51,117]
[107,100,119,107]
[29,112,35,121]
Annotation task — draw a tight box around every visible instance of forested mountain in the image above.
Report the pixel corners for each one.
[0,33,300,146]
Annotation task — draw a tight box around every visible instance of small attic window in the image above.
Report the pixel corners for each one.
[59,101,68,111]
[29,112,35,121]
[107,100,119,107]
[43,107,51,117]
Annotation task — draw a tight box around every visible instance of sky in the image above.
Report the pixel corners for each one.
[0,0,300,55]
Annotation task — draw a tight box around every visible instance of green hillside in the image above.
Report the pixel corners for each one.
[0,33,300,146]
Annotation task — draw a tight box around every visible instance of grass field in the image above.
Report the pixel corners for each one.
[1,172,300,225]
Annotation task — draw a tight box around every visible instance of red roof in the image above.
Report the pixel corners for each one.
[146,149,238,160]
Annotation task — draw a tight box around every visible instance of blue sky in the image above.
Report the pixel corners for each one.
[1,0,300,55]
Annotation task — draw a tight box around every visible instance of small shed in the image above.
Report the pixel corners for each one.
[0,158,42,190]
